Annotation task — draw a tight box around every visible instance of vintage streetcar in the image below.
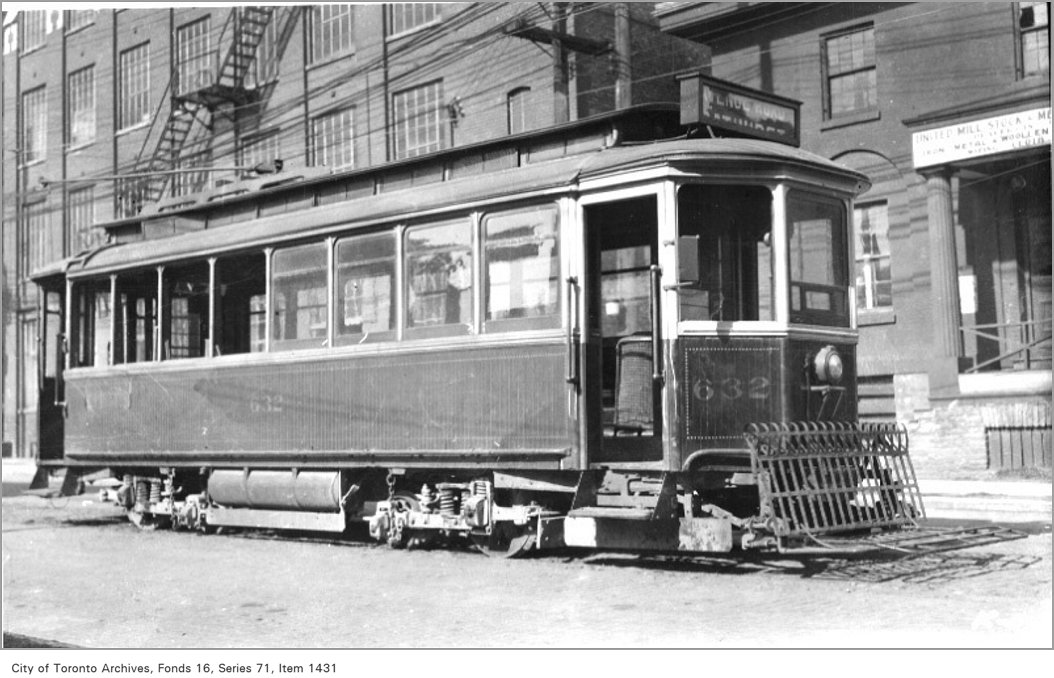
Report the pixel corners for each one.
[30,104,935,557]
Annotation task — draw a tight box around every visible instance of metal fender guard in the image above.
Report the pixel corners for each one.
[745,421,925,548]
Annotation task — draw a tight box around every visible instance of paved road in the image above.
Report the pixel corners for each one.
[2,492,1050,649]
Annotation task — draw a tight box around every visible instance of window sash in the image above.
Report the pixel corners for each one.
[68,66,96,147]
[388,3,439,37]
[68,187,97,253]
[119,43,151,130]
[508,88,530,135]
[312,109,355,169]
[310,5,354,64]
[67,10,96,32]
[22,11,46,52]
[176,17,213,96]
[823,26,877,119]
[392,80,443,160]
[240,131,281,177]
[22,87,47,164]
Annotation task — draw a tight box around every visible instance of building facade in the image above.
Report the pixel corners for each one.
[658,1,1051,478]
[1,4,708,459]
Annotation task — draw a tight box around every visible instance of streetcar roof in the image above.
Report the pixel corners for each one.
[55,138,870,280]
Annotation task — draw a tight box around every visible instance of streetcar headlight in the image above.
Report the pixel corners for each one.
[813,345,844,384]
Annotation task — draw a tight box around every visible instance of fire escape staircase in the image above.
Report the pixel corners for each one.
[131,7,280,207]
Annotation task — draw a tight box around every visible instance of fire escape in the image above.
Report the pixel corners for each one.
[125,7,294,212]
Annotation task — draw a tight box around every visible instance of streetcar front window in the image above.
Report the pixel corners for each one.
[678,184,773,322]
[787,192,849,327]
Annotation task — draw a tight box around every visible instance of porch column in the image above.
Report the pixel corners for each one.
[924,168,963,387]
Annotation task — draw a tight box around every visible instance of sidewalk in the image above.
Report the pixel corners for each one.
[3,459,1052,525]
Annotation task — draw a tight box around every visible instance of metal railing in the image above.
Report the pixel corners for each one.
[962,318,1053,372]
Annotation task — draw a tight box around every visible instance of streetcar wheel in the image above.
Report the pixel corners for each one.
[471,521,536,558]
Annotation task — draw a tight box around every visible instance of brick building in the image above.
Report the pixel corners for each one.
[658,1,1051,478]
[1,4,708,459]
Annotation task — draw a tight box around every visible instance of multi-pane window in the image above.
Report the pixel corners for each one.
[406,220,473,336]
[173,147,212,197]
[484,205,560,330]
[21,86,47,164]
[854,202,892,311]
[392,80,443,160]
[119,42,151,130]
[240,131,281,177]
[67,66,95,147]
[68,187,98,253]
[309,5,354,64]
[823,25,876,120]
[272,243,329,350]
[116,178,148,219]
[22,201,51,300]
[21,10,46,52]
[176,17,212,96]
[67,10,96,31]
[336,232,397,344]
[507,87,530,135]
[1017,2,1050,77]
[312,108,355,169]
[245,10,279,88]
[388,3,440,37]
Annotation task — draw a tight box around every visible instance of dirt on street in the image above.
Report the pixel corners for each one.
[2,493,1051,648]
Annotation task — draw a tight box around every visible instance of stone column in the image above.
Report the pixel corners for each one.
[924,168,963,388]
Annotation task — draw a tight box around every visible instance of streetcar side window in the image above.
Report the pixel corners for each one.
[335,231,397,345]
[405,219,473,338]
[72,280,112,367]
[114,270,156,364]
[162,262,210,360]
[272,243,329,351]
[787,192,849,327]
[215,252,267,356]
[483,204,560,332]
[678,185,773,322]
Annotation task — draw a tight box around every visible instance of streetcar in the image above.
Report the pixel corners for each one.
[30,104,929,557]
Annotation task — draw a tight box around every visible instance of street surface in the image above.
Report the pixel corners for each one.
[2,488,1050,649]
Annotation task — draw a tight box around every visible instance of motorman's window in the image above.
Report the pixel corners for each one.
[272,243,329,351]
[484,205,560,332]
[163,262,209,359]
[216,252,266,356]
[73,280,112,367]
[405,219,473,338]
[678,185,773,322]
[336,231,397,345]
[113,270,156,364]
[787,192,849,327]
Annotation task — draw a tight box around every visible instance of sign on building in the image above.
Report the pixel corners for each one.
[912,107,1052,169]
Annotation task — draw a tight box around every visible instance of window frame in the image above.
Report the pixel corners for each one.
[239,129,282,178]
[820,23,878,125]
[67,64,96,149]
[21,10,47,54]
[391,79,445,161]
[67,186,97,254]
[1015,1,1050,79]
[853,200,893,313]
[786,190,851,328]
[21,86,48,166]
[404,217,475,339]
[66,9,96,34]
[386,3,441,40]
[334,230,399,346]
[118,42,151,132]
[309,4,355,65]
[311,107,355,170]
[176,16,213,97]
[507,87,531,135]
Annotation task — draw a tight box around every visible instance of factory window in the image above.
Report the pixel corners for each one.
[387,3,440,38]
[822,25,876,121]
[335,231,397,344]
[66,10,96,32]
[21,10,46,53]
[854,201,892,311]
[116,177,149,219]
[311,108,355,170]
[67,65,95,147]
[21,201,51,302]
[68,186,99,253]
[240,130,281,178]
[507,87,531,135]
[173,147,212,197]
[392,80,444,160]
[272,243,329,350]
[1016,2,1050,77]
[245,10,279,88]
[406,219,473,337]
[21,86,47,164]
[119,42,151,130]
[484,205,560,332]
[176,17,212,96]
[309,4,354,64]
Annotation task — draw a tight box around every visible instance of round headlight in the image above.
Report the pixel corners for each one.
[813,345,844,384]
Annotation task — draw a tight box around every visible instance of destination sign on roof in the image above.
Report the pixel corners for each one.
[678,72,801,146]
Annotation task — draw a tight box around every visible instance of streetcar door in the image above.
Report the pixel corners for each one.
[582,196,663,464]
[38,284,66,462]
